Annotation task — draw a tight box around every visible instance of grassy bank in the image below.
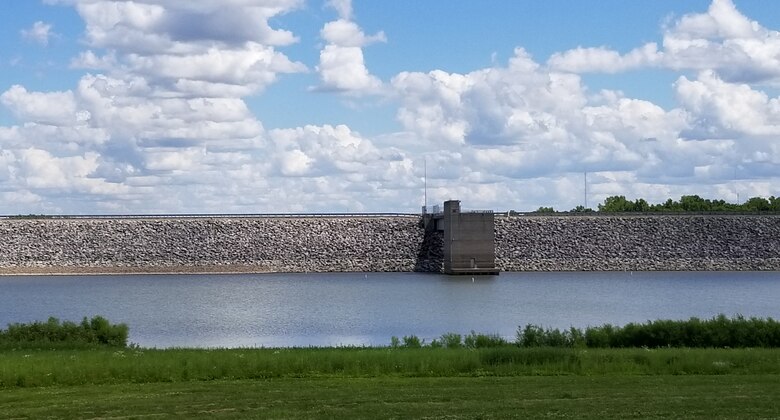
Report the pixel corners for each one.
[2,314,779,388]
[2,316,780,418]
[2,346,779,388]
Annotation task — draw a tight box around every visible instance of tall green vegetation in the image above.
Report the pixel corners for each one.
[0,316,128,349]
[516,315,780,349]
[2,315,780,392]
[529,194,780,213]
[393,332,508,349]
[2,347,780,389]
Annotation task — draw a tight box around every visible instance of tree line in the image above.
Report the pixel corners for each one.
[530,195,780,213]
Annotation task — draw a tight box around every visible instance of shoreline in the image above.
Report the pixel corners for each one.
[0,265,280,276]
[2,266,779,276]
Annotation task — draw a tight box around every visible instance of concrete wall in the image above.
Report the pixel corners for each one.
[441,201,496,274]
[0,214,778,274]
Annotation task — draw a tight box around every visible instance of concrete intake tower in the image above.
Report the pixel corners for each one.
[424,200,498,275]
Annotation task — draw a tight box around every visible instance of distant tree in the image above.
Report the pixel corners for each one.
[770,196,780,211]
[678,195,709,211]
[570,205,594,213]
[659,198,679,211]
[595,194,779,213]
[534,206,556,213]
[708,199,732,212]
[633,198,650,212]
[743,197,771,212]
[598,196,634,212]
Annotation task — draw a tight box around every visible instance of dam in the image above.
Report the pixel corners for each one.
[1,204,779,274]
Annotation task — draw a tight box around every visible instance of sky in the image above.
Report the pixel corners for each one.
[0,0,779,214]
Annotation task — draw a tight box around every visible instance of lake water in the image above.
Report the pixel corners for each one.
[0,272,778,348]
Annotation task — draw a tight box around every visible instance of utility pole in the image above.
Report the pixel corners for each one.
[584,172,588,209]
[424,158,428,211]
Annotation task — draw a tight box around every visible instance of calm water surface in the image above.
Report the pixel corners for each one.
[0,272,778,348]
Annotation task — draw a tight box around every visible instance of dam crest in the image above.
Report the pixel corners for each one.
[1,202,779,274]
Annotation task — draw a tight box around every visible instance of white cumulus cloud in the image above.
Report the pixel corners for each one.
[548,43,661,73]
[21,21,55,46]
[1,0,779,213]
[326,0,353,20]
[549,0,780,86]
[316,3,385,94]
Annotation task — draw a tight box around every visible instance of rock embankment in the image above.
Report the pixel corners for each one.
[0,217,426,274]
[1,214,778,274]
[496,215,780,271]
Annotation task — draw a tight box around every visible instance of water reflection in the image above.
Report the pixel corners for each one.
[0,271,777,348]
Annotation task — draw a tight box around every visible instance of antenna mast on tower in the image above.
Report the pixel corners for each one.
[424,158,428,211]
[584,172,588,209]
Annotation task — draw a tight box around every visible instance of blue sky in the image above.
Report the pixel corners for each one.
[0,0,779,214]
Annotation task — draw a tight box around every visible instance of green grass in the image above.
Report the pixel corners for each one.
[1,347,779,418]
[3,316,779,417]
[1,375,778,419]
[2,347,779,388]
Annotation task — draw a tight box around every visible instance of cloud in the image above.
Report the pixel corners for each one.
[390,46,765,193]
[321,19,386,47]
[21,21,55,46]
[547,43,661,73]
[661,0,780,84]
[71,50,117,70]
[326,0,353,20]
[122,43,306,97]
[317,45,384,94]
[268,124,404,181]
[677,70,780,138]
[18,148,98,189]
[670,0,757,40]
[2,0,779,213]
[316,5,386,94]
[61,0,307,98]
[548,0,780,86]
[71,0,303,51]
[393,48,595,147]
[2,1,311,213]
[1,86,79,126]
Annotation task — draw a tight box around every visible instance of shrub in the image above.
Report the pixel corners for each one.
[402,335,422,348]
[521,315,780,349]
[584,324,614,348]
[0,316,129,349]
[440,333,463,349]
[390,336,400,348]
[517,324,545,347]
[516,325,583,348]
[464,331,508,348]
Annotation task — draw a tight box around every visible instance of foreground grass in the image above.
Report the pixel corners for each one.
[1,375,778,419]
[2,347,780,387]
[1,347,779,418]
[4,317,778,418]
